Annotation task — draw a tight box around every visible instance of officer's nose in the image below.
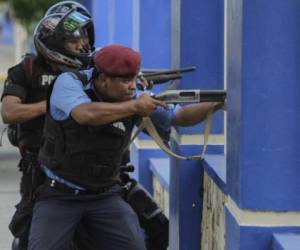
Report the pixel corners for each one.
[78,38,90,53]
[128,79,136,90]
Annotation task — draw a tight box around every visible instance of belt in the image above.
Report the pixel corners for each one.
[45,178,113,195]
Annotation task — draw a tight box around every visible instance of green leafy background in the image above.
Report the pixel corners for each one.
[3,0,83,33]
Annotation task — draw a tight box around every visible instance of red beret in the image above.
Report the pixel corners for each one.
[93,44,141,77]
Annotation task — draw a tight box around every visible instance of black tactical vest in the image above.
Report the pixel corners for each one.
[19,55,58,147]
[39,73,137,190]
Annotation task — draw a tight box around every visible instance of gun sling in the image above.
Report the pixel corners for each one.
[126,107,214,161]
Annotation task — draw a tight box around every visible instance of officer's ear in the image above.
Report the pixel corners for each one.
[95,72,109,89]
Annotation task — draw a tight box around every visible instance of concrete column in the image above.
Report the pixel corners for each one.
[130,0,173,192]
[226,0,300,249]
[169,0,224,249]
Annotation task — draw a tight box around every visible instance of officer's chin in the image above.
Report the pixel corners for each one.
[123,93,135,101]
[107,95,133,102]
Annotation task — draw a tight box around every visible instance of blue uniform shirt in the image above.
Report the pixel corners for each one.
[50,68,179,139]
[44,68,180,188]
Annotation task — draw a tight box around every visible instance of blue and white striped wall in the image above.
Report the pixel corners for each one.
[85,0,300,249]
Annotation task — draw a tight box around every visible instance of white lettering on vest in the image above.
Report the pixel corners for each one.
[112,122,126,132]
[41,75,56,86]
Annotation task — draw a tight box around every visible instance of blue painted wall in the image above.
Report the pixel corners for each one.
[130,143,167,193]
[273,234,300,250]
[138,0,172,95]
[114,1,133,47]
[130,0,172,195]
[178,0,224,135]
[180,0,224,91]
[92,0,110,47]
[169,0,225,249]
[226,209,300,250]
[227,0,300,211]
[139,1,171,70]
[169,144,204,250]
[92,0,134,48]
[93,0,172,74]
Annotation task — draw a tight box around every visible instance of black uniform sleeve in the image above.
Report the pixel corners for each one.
[1,62,29,102]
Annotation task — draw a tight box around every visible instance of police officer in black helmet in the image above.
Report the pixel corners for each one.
[1,5,94,249]
[3,1,170,249]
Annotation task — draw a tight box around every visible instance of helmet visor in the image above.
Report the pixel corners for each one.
[61,11,90,39]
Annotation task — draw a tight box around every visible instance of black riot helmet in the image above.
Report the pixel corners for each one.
[45,1,91,18]
[33,10,95,69]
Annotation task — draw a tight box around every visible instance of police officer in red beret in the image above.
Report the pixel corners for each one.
[27,44,164,250]
[28,44,223,250]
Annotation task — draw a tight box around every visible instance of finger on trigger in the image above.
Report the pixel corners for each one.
[155,99,167,108]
